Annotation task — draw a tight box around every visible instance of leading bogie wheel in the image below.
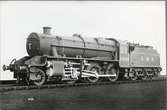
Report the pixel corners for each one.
[32,68,46,86]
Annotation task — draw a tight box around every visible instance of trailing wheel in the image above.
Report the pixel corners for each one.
[106,66,119,82]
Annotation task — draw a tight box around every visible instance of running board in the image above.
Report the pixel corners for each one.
[81,70,117,78]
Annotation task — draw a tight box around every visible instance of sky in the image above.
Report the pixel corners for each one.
[0,1,166,80]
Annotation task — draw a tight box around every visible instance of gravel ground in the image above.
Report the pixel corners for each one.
[0,79,166,110]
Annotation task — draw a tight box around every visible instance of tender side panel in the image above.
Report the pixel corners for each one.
[130,47,160,67]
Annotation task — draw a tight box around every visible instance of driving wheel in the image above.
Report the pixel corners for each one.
[86,64,101,83]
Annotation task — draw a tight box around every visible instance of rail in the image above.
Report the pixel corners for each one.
[0,78,165,92]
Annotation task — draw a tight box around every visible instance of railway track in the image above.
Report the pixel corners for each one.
[0,77,166,92]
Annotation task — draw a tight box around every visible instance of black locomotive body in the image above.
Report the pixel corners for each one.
[3,27,161,86]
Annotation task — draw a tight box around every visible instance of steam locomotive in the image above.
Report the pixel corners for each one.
[3,27,162,86]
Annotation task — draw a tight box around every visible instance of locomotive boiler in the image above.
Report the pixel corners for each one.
[3,27,162,86]
[26,27,117,59]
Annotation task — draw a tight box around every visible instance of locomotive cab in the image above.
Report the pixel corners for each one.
[119,41,130,68]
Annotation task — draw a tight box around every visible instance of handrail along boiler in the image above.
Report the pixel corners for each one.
[3,27,162,86]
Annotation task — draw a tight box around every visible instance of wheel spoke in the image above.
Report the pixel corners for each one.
[87,65,100,83]
[107,68,119,82]
[30,68,46,86]
[129,70,137,80]
[141,70,147,80]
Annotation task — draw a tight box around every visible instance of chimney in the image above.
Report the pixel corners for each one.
[43,26,52,35]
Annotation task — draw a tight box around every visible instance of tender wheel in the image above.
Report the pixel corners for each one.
[141,75,147,80]
[107,67,119,82]
[31,68,46,86]
[146,71,153,80]
[141,70,147,80]
[129,69,137,81]
[86,64,101,83]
